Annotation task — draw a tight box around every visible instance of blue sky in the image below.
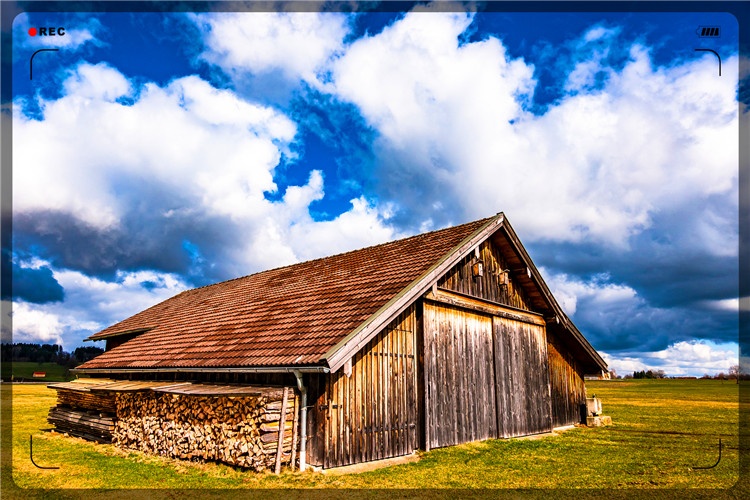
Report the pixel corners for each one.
[4,3,746,377]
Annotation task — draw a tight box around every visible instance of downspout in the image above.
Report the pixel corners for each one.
[293,370,308,472]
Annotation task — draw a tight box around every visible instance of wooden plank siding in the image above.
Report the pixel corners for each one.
[547,330,586,427]
[438,239,531,310]
[423,295,553,447]
[314,233,591,466]
[423,302,497,449]
[306,373,327,467]
[323,306,418,468]
[493,317,553,437]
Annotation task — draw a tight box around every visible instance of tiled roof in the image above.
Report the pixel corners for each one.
[78,217,495,370]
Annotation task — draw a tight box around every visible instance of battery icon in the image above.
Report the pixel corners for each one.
[697,26,721,37]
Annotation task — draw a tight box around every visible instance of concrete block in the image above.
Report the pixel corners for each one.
[586,415,612,427]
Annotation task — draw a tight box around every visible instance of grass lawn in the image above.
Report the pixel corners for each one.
[1,379,747,499]
[4,362,73,382]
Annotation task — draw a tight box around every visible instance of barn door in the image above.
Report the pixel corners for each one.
[423,303,497,449]
[493,316,553,437]
[324,307,418,468]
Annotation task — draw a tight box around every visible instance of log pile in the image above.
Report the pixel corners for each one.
[47,380,299,472]
[112,388,298,471]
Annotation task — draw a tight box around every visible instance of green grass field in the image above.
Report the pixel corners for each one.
[4,362,73,382]
[1,379,746,499]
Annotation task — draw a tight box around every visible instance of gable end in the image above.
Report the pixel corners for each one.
[322,214,505,372]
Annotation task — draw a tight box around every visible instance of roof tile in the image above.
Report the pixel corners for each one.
[78,217,493,370]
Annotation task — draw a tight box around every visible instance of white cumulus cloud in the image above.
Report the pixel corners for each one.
[8,301,65,346]
[601,340,739,377]
[8,264,192,350]
[330,11,738,251]
[191,12,350,88]
[13,58,399,288]
[14,62,297,228]
[542,269,638,317]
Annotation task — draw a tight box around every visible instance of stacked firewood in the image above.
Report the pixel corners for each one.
[112,390,297,471]
[47,387,117,442]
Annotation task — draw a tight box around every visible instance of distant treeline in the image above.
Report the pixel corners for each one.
[1,342,104,367]
[609,365,747,381]
[699,369,749,381]
[629,369,667,379]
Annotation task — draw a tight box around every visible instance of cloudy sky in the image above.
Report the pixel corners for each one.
[5,4,746,377]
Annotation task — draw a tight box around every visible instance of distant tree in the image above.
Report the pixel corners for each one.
[73,346,104,363]
[6,343,64,363]
[632,369,666,379]
[608,369,618,379]
[1,342,103,369]
[0,343,11,362]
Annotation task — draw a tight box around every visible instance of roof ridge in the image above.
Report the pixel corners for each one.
[79,212,606,374]
[186,215,496,293]
[83,214,501,356]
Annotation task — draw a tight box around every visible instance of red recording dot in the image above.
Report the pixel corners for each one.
[28,27,37,36]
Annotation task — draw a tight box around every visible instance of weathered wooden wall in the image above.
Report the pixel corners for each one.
[306,373,327,467]
[423,293,553,448]
[322,306,418,468]
[423,302,496,449]
[493,316,552,438]
[438,240,530,309]
[547,331,586,427]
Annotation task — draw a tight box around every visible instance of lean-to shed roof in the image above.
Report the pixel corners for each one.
[77,213,607,374]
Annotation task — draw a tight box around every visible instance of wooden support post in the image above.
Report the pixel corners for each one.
[274,387,289,474]
[289,393,299,471]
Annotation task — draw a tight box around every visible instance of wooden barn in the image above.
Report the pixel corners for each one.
[69,213,607,470]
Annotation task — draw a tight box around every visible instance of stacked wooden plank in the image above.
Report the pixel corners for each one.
[111,385,298,471]
[47,380,117,442]
[47,406,115,443]
[54,387,117,413]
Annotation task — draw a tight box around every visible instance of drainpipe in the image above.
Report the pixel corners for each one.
[293,370,308,472]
